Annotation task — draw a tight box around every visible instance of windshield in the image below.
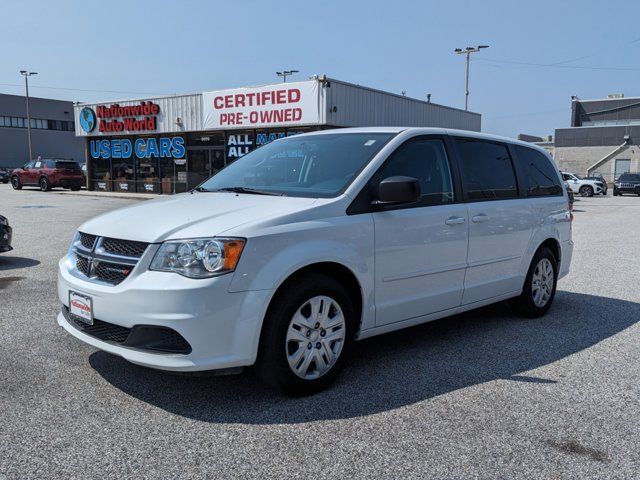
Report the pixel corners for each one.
[620,174,640,181]
[198,132,395,198]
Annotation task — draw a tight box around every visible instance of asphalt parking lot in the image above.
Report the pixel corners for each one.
[1,185,639,479]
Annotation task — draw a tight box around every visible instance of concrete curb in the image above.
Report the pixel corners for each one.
[49,189,159,200]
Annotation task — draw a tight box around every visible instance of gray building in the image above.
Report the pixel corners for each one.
[553,94,640,182]
[0,93,85,169]
[75,76,481,195]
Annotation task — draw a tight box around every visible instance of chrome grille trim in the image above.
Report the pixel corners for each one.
[70,233,151,285]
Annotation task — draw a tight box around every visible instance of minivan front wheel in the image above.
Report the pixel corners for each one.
[256,273,355,395]
[510,246,558,318]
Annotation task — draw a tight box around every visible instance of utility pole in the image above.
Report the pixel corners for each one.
[20,70,38,160]
[454,46,488,110]
[276,70,299,83]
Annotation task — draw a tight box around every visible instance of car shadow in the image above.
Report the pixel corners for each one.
[89,291,639,424]
[0,256,41,271]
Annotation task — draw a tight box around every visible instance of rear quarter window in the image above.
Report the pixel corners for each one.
[513,146,563,197]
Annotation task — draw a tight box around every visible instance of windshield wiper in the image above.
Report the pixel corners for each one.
[192,186,211,192]
[213,187,285,196]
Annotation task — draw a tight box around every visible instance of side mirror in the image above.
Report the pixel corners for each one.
[373,176,421,205]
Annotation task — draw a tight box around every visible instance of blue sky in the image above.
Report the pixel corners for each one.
[1,0,639,137]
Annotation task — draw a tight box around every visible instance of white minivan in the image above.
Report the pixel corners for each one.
[58,128,573,395]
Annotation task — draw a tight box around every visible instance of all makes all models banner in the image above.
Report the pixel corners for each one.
[202,80,320,130]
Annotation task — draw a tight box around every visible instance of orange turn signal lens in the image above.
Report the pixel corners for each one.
[222,239,246,271]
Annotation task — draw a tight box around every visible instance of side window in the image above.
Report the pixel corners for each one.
[24,161,36,169]
[562,173,571,181]
[376,138,454,206]
[514,146,563,196]
[455,138,518,200]
[45,160,56,168]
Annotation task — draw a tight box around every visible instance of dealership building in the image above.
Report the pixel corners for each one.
[542,94,640,183]
[74,76,481,194]
[0,93,85,169]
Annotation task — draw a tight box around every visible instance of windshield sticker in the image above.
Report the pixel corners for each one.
[364,140,376,146]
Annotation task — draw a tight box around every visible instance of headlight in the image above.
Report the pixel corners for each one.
[150,237,246,278]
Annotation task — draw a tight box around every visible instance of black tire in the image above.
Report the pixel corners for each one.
[39,177,50,192]
[510,246,558,318]
[11,176,22,190]
[70,186,81,191]
[256,273,356,396]
[579,185,593,197]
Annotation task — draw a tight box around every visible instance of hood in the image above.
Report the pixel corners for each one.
[79,192,318,243]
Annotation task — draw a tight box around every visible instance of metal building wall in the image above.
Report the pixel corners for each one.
[321,78,481,131]
[0,94,85,168]
[74,93,203,137]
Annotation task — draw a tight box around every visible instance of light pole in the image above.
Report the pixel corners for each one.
[454,46,488,110]
[276,70,299,83]
[20,70,38,160]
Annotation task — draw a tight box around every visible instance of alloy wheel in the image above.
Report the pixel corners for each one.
[285,295,346,380]
[531,258,554,308]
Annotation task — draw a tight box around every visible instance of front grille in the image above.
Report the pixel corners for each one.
[72,233,149,286]
[93,261,132,285]
[76,254,90,276]
[101,238,148,258]
[62,306,191,354]
[79,232,97,250]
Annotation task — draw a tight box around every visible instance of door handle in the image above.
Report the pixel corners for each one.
[472,214,490,223]
[445,216,466,226]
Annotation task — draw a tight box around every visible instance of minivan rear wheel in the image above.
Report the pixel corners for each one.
[256,273,355,395]
[510,246,558,318]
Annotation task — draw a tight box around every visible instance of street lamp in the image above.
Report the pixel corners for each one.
[20,70,38,161]
[276,70,299,83]
[454,45,488,110]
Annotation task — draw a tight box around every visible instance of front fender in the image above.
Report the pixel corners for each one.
[228,215,376,329]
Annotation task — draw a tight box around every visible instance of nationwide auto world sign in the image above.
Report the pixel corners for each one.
[96,101,160,133]
[202,80,320,129]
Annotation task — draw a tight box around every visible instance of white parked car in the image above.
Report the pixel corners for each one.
[561,172,604,197]
[58,128,573,395]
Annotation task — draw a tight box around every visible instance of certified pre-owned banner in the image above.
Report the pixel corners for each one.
[202,80,320,130]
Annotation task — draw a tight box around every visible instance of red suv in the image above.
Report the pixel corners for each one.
[11,159,84,192]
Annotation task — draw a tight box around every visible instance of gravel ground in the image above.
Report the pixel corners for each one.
[0,185,639,479]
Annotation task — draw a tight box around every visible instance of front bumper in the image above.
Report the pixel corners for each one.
[0,224,12,252]
[614,186,640,195]
[57,256,273,372]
